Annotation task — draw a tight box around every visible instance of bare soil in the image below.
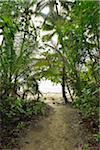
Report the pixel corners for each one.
[20,94,89,150]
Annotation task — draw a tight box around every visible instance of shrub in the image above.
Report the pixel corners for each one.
[0,96,46,126]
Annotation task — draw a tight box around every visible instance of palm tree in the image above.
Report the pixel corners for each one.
[35,0,75,103]
[0,0,40,100]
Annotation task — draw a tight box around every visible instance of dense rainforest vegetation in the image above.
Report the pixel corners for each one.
[0,0,99,149]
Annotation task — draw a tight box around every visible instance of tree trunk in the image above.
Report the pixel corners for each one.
[66,81,74,102]
[62,66,68,103]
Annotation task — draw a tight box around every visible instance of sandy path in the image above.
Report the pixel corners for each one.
[20,94,86,150]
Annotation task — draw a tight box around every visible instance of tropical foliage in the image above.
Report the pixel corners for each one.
[35,0,99,119]
[0,1,45,147]
[0,0,99,149]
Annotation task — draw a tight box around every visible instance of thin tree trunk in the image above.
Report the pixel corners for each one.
[62,66,68,103]
[66,81,74,102]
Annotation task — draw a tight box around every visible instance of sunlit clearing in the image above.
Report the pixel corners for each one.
[39,80,62,93]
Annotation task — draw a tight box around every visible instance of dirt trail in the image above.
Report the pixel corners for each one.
[20,94,87,150]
